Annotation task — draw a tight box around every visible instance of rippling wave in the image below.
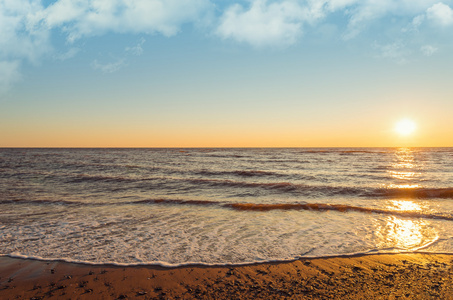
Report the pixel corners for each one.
[195,169,281,177]
[128,198,453,221]
[4,196,452,222]
[2,171,453,200]
[227,202,453,221]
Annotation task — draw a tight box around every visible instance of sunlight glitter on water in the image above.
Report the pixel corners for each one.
[389,200,422,211]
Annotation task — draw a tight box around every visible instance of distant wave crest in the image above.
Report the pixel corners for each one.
[130,198,453,221]
[3,195,453,221]
[227,202,453,221]
[368,187,453,199]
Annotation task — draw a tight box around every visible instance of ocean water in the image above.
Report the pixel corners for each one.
[1,148,453,266]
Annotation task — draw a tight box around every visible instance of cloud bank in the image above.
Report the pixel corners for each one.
[44,0,211,42]
[1,0,453,93]
[216,0,306,48]
[426,2,453,26]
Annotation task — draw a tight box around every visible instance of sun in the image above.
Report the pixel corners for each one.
[395,119,416,136]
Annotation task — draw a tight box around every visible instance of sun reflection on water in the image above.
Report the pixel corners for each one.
[383,200,425,249]
[389,199,422,211]
[388,171,416,181]
[387,184,421,189]
[374,192,436,251]
[383,216,425,250]
[386,148,424,190]
[374,202,431,251]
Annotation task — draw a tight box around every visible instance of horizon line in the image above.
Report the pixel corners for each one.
[1,146,451,149]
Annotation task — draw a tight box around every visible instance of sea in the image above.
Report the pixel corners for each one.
[1,148,453,267]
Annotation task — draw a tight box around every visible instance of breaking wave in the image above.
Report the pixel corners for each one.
[129,198,453,221]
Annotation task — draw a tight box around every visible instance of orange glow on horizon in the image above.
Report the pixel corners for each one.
[1,116,451,147]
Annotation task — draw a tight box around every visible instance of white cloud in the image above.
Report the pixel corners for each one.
[91,59,126,74]
[403,3,453,33]
[420,44,438,56]
[0,0,51,95]
[125,38,146,56]
[412,14,426,27]
[216,0,307,47]
[426,2,453,26]
[0,0,51,63]
[412,14,426,29]
[373,41,410,64]
[44,0,87,28]
[92,37,145,73]
[323,0,357,11]
[55,48,80,61]
[215,0,444,46]
[401,14,425,33]
[340,0,442,39]
[44,0,212,42]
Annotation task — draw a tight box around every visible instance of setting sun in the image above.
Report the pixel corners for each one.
[395,119,417,136]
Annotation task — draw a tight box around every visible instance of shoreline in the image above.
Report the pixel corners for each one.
[2,253,453,299]
[3,249,453,268]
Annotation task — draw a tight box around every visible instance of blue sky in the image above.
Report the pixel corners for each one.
[1,0,453,147]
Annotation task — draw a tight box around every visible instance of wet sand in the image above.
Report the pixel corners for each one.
[1,253,453,299]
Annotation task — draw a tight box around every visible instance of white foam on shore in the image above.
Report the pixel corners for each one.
[4,248,453,269]
[1,204,450,267]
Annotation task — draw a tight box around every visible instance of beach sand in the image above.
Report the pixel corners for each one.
[1,253,453,299]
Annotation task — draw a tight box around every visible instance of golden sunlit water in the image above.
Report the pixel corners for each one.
[386,148,423,191]
[381,217,429,250]
[377,200,435,251]
[389,200,422,211]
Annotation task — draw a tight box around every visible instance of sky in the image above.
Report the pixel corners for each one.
[1,0,453,147]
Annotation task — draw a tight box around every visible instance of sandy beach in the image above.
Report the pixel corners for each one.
[1,253,453,299]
